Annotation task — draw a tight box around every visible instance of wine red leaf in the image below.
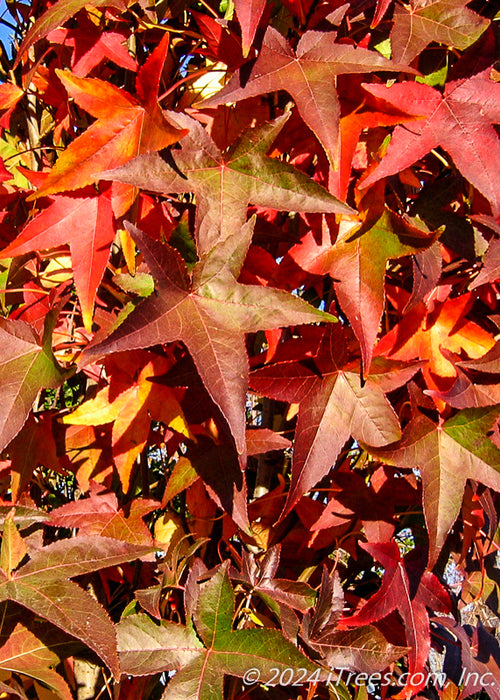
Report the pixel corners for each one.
[201,26,414,167]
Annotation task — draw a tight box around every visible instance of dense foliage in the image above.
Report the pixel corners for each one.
[0,0,498,698]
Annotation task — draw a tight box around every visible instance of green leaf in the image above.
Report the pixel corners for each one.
[99,112,353,256]
[0,315,72,453]
[117,614,203,676]
[391,0,489,65]
[117,562,326,699]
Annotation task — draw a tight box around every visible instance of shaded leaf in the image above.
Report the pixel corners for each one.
[0,505,48,531]
[340,543,450,694]
[307,625,407,674]
[471,237,500,289]
[428,361,500,408]
[62,351,191,491]
[6,414,62,502]
[362,408,500,564]
[117,562,325,698]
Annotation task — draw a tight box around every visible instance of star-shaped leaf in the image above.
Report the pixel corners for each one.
[117,561,324,698]
[361,73,500,216]
[0,186,115,331]
[0,314,71,453]
[61,351,191,492]
[200,26,414,168]
[234,545,316,614]
[290,208,437,374]
[339,542,451,696]
[250,325,420,516]
[6,414,61,502]
[99,111,352,255]
[83,219,335,497]
[391,0,489,65]
[0,530,155,679]
[362,407,500,564]
[32,35,188,205]
[300,564,407,675]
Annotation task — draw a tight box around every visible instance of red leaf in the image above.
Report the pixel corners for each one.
[251,326,418,515]
[99,111,352,256]
[201,26,414,168]
[362,408,500,564]
[376,293,495,400]
[14,0,128,67]
[47,18,137,77]
[234,0,267,56]
[340,542,451,695]
[0,187,115,331]
[83,220,333,518]
[361,73,500,216]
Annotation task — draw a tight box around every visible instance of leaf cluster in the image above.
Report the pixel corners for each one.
[0,1,498,699]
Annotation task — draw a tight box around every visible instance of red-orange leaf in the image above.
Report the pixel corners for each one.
[376,294,495,399]
[361,73,500,216]
[291,209,436,374]
[0,187,115,331]
[32,36,187,205]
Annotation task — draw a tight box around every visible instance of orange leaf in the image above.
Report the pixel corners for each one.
[376,294,495,400]
[31,36,188,209]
